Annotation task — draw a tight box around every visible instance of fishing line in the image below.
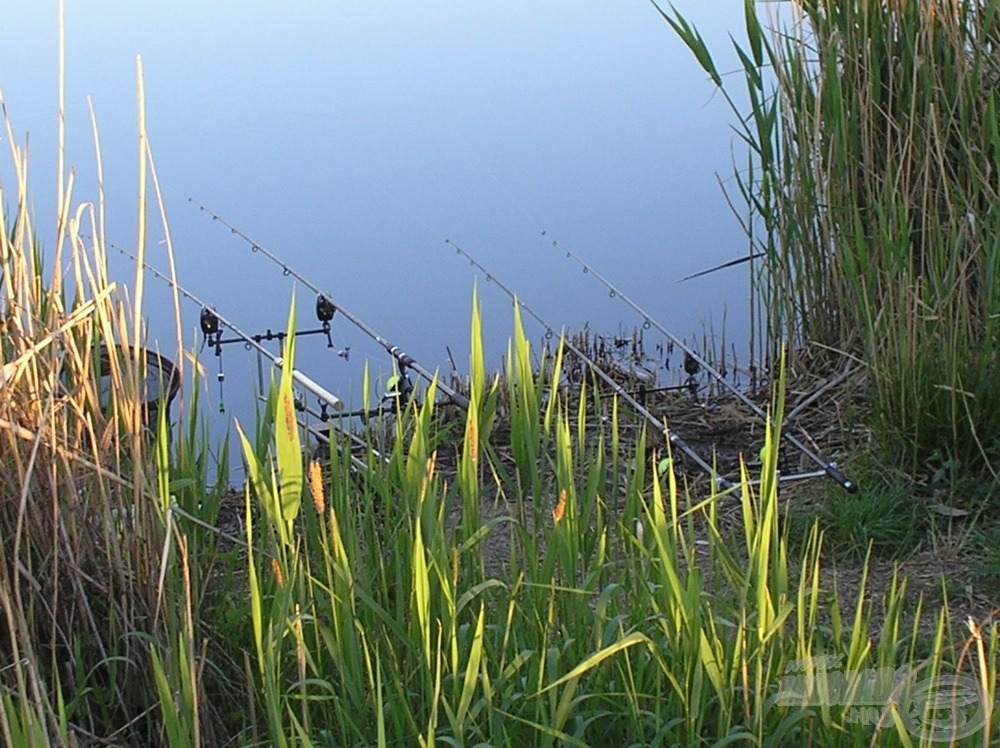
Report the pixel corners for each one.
[185,197,470,411]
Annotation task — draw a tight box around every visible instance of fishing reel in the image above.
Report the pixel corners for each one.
[200,307,223,352]
[383,363,414,410]
[306,363,413,426]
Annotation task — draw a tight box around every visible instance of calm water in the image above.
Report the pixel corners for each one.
[1,3,753,445]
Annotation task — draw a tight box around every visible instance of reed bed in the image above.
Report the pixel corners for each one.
[0,86,225,742]
[665,0,1000,474]
[3,203,998,744]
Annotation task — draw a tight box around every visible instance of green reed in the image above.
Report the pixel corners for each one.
[0,56,231,743]
[664,0,1000,472]
[221,303,996,746]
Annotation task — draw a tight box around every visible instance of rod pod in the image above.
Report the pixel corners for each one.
[116,245,346,414]
[188,198,471,411]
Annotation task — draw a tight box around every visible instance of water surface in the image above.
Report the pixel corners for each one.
[0,2,753,438]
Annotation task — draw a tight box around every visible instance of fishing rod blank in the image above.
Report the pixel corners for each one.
[116,245,346,414]
[188,197,471,411]
[546,238,858,494]
[442,239,733,490]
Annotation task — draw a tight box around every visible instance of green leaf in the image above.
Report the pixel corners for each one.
[455,604,486,727]
[537,631,650,695]
[743,0,763,67]
[236,419,275,522]
[413,510,432,671]
[150,645,193,748]
[654,3,722,87]
[275,295,303,526]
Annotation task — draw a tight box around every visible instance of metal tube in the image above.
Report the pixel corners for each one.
[189,198,471,410]
[275,359,345,412]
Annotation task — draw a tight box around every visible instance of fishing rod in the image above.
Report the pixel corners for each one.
[545,237,858,493]
[115,244,347,418]
[444,240,839,491]
[187,197,471,411]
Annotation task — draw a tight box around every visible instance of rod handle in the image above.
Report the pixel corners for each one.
[276,358,345,412]
[825,463,858,493]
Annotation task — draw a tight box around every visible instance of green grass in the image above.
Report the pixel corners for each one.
[788,479,927,562]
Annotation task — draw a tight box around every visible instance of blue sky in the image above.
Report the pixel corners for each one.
[1,2,753,429]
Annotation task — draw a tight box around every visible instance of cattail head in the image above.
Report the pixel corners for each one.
[552,489,567,523]
[467,418,479,464]
[309,458,325,514]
